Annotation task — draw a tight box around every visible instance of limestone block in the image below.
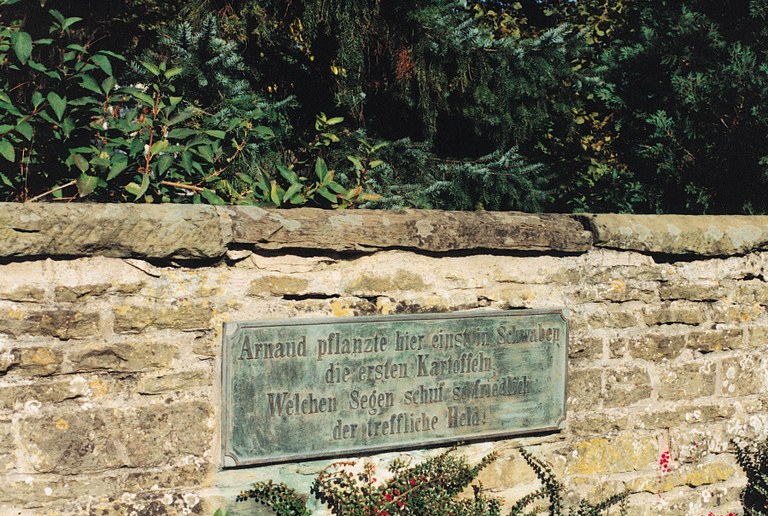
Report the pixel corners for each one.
[686,329,744,353]
[19,401,212,474]
[604,366,652,408]
[565,433,657,475]
[589,214,768,255]
[634,404,736,430]
[643,301,708,326]
[659,282,726,302]
[568,335,603,361]
[567,413,628,436]
[658,362,716,401]
[0,308,99,340]
[137,369,211,394]
[625,462,736,494]
[54,282,144,302]
[627,332,687,360]
[566,367,602,411]
[67,341,179,373]
[720,354,766,397]
[0,346,63,376]
[113,300,212,333]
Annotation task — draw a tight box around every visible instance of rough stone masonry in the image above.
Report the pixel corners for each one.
[0,204,767,515]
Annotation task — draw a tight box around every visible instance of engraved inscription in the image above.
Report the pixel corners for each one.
[222,309,567,467]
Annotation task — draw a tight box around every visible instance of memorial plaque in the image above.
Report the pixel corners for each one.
[221,309,567,467]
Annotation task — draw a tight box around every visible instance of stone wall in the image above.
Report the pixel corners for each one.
[1,204,767,515]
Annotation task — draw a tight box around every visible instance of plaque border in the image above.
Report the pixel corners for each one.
[221,308,568,468]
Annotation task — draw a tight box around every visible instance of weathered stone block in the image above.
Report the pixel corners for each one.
[0,421,13,472]
[604,366,652,408]
[634,403,735,430]
[567,413,628,436]
[68,341,178,372]
[567,367,602,411]
[0,346,63,376]
[628,332,686,360]
[113,301,212,333]
[686,329,743,353]
[19,401,212,474]
[720,355,765,397]
[748,325,768,348]
[586,308,643,329]
[248,275,310,296]
[344,270,427,295]
[643,302,707,326]
[0,287,46,303]
[625,462,736,494]
[568,335,603,360]
[137,369,211,394]
[0,308,100,339]
[55,282,144,302]
[565,433,657,475]
[659,283,725,302]
[658,362,716,400]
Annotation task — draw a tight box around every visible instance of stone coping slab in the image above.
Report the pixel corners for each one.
[1,203,768,259]
[588,214,768,256]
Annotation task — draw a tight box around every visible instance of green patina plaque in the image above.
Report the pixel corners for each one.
[221,309,567,467]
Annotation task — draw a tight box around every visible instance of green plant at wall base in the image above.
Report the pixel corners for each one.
[735,437,768,515]
[237,447,627,516]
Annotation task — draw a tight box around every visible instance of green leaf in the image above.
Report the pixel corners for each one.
[124,88,155,108]
[46,91,66,121]
[90,54,112,76]
[369,160,384,168]
[61,16,83,31]
[0,172,13,187]
[164,67,183,80]
[326,116,344,125]
[204,130,226,139]
[15,121,32,140]
[167,128,198,140]
[80,75,102,94]
[201,189,226,205]
[0,140,15,162]
[72,153,89,172]
[181,151,194,174]
[66,43,87,53]
[254,125,275,138]
[101,76,116,94]
[10,31,32,65]
[125,173,150,200]
[31,91,43,108]
[61,116,75,138]
[284,182,303,201]
[277,164,300,185]
[347,155,363,170]
[157,154,173,175]
[76,173,98,197]
[270,180,282,206]
[196,145,214,163]
[107,155,129,181]
[149,139,169,156]
[315,157,328,183]
[141,61,161,76]
[317,186,337,203]
[327,181,347,194]
[0,125,13,134]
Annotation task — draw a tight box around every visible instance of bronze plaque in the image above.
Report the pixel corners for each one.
[221,309,567,467]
